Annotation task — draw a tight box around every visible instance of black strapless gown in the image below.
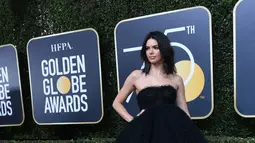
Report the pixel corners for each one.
[115,85,208,143]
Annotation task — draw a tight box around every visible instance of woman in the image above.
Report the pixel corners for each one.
[112,31,208,143]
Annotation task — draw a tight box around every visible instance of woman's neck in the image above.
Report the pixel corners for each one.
[149,63,165,77]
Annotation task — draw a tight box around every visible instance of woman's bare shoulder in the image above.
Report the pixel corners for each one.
[171,74,184,86]
[129,69,143,79]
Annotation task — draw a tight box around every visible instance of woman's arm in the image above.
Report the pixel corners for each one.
[175,75,191,117]
[112,70,140,122]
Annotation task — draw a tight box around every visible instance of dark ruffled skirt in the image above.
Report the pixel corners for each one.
[116,105,208,143]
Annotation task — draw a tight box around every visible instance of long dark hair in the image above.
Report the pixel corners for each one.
[140,31,176,75]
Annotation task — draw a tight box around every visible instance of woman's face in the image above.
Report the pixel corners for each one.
[145,38,163,64]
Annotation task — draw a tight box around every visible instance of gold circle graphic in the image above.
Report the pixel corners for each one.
[57,76,71,94]
[175,60,205,102]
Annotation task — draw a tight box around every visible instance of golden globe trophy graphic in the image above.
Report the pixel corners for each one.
[57,76,72,94]
[115,6,213,119]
